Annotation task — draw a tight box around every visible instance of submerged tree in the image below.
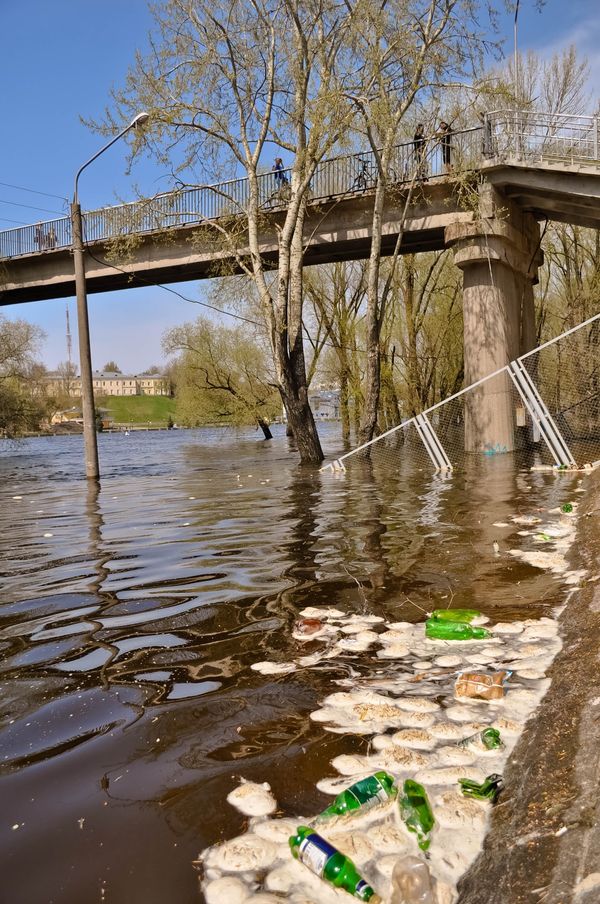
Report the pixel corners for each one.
[93,0,361,463]
[164,317,280,437]
[345,0,501,443]
[0,315,47,436]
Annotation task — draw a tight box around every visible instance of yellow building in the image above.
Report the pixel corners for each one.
[43,371,170,397]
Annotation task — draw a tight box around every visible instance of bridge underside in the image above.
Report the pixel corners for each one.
[2,163,599,306]
[0,184,461,305]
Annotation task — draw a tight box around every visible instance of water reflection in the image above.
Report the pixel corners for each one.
[0,427,579,903]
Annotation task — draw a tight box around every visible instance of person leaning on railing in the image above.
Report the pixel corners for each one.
[478,111,495,159]
[437,121,453,172]
[412,124,428,181]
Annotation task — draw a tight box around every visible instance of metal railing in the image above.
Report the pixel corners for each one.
[488,110,600,165]
[1,110,599,262]
[0,127,482,261]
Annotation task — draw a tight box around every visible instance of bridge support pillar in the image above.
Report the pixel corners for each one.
[446,185,542,453]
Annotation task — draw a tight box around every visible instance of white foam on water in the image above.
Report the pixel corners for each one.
[199,498,585,903]
[227,780,277,817]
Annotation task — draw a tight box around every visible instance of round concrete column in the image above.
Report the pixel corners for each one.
[446,195,541,454]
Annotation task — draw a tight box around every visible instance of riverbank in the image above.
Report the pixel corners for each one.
[457,469,600,904]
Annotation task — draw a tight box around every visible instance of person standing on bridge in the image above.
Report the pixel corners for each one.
[438,121,453,172]
[478,111,495,158]
[34,223,45,252]
[412,124,428,180]
[272,157,288,185]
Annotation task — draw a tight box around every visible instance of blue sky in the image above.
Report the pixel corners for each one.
[0,0,598,373]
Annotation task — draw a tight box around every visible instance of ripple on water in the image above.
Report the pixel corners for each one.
[0,428,580,902]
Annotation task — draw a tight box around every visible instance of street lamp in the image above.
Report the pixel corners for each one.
[71,112,149,479]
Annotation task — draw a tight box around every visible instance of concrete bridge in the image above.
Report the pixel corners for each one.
[2,110,599,453]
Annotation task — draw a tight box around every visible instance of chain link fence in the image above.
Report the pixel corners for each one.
[325,313,600,476]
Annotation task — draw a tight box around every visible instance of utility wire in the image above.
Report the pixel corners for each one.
[0,216,29,226]
[83,244,262,327]
[0,198,65,216]
[83,242,369,355]
[0,180,68,203]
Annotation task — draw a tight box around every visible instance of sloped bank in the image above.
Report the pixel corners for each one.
[457,469,600,904]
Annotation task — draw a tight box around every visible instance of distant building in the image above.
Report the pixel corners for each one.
[43,371,170,398]
[308,388,340,420]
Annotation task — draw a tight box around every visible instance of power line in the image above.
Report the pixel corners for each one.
[0,180,68,203]
[0,216,28,226]
[0,197,64,216]
[84,244,262,327]
[84,243,371,356]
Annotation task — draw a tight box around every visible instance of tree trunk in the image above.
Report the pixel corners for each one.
[257,417,273,440]
[274,197,323,464]
[403,255,422,416]
[359,161,390,445]
[339,369,351,444]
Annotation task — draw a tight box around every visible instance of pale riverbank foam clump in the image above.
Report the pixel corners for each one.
[199,499,584,902]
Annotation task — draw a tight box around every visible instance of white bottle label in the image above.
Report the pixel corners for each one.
[298,834,335,877]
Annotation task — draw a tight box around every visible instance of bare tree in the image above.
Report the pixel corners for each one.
[92,0,359,463]
[344,0,500,443]
[164,317,280,437]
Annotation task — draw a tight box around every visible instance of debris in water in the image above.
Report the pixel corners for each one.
[227,779,277,817]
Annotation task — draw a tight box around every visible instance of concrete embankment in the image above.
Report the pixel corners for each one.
[458,470,600,904]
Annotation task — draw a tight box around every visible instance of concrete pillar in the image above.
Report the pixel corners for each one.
[446,184,542,453]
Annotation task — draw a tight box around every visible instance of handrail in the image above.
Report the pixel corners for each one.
[1,109,599,262]
[0,126,482,260]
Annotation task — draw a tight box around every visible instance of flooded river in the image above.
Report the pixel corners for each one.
[0,427,577,903]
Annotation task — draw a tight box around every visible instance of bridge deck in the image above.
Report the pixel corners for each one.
[1,111,599,304]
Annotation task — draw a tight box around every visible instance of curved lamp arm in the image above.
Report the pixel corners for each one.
[73,112,150,204]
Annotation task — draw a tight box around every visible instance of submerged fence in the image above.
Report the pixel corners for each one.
[2,109,599,261]
[325,313,600,475]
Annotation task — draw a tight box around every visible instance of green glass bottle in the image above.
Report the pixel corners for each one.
[458,774,503,802]
[425,619,490,641]
[316,771,397,822]
[289,827,380,902]
[458,728,503,751]
[430,608,481,623]
[399,780,435,851]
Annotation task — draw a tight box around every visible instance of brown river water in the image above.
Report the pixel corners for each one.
[0,426,577,904]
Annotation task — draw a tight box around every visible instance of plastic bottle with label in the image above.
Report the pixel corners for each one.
[399,780,435,851]
[289,826,381,902]
[390,855,436,904]
[315,771,397,821]
[425,619,491,641]
[458,773,503,802]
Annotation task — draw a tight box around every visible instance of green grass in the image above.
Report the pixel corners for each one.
[96,395,177,425]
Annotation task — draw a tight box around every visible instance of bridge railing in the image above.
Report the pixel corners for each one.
[5,111,598,263]
[489,110,599,165]
[0,126,482,262]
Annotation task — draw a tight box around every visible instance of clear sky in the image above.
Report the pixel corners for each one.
[1,0,598,374]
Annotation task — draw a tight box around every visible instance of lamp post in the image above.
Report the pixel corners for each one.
[71,112,149,479]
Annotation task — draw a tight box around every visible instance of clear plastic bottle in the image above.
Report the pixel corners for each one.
[390,855,436,904]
